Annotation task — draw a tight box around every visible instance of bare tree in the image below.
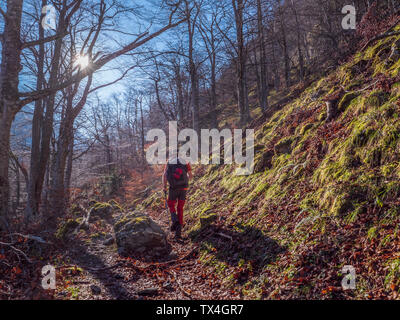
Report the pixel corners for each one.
[0,0,186,226]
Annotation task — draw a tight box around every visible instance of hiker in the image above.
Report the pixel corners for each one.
[163,156,193,239]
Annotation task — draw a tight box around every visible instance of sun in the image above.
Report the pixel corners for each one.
[75,54,89,69]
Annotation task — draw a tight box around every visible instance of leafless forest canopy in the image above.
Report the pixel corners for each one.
[0,0,399,227]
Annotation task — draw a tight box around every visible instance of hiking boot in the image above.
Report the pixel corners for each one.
[175,224,182,239]
[170,212,178,232]
[170,221,179,232]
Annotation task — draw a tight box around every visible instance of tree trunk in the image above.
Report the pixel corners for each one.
[139,99,145,167]
[210,50,218,128]
[12,160,21,214]
[49,118,74,215]
[185,1,200,133]
[0,0,24,225]
[26,0,47,218]
[290,0,305,82]
[233,0,249,127]
[280,19,290,88]
[0,119,13,223]
[49,73,93,215]
[257,0,269,113]
[64,131,74,207]
[175,64,185,127]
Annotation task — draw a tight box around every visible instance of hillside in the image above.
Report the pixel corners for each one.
[138,28,400,299]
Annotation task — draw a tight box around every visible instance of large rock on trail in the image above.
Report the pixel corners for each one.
[114,211,169,256]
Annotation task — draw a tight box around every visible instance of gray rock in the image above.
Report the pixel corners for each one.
[114,211,169,256]
[89,202,113,221]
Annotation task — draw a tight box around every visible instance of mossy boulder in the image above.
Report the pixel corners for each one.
[338,92,359,113]
[351,127,375,148]
[274,137,295,155]
[55,218,82,240]
[89,201,113,221]
[114,211,169,256]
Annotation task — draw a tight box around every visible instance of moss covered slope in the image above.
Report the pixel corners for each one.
[143,31,400,299]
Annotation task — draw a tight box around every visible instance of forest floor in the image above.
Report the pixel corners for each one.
[1,168,237,300]
[47,205,240,300]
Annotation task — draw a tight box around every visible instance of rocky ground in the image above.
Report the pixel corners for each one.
[50,206,240,300]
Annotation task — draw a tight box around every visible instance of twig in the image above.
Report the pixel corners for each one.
[360,16,400,51]
[74,205,93,233]
[0,241,32,263]
[341,80,379,93]
[217,233,233,241]
[7,233,49,244]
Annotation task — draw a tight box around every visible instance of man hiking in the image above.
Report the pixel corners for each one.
[163,155,193,239]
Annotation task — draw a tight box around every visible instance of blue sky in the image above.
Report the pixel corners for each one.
[0,0,180,147]
[0,0,177,100]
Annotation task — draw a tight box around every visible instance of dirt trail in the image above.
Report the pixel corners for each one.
[54,207,239,300]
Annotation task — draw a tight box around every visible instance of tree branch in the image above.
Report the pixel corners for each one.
[21,31,69,49]
[0,7,6,19]
[9,150,29,187]
[88,65,136,94]
[18,18,187,106]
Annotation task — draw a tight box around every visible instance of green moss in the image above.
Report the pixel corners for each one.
[344,203,366,224]
[381,103,398,120]
[299,123,313,135]
[90,231,107,240]
[338,92,360,113]
[364,90,389,107]
[383,129,400,149]
[351,127,376,148]
[318,110,327,122]
[55,218,82,240]
[381,163,398,177]
[385,258,400,290]
[367,226,378,240]
[383,181,400,200]
[66,286,80,300]
[176,34,400,298]
[364,40,386,60]
[313,149,356,185]
[364,147,382,167]
[344,80,364,92]
[383,207,400,223]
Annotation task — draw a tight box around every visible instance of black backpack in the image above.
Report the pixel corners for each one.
[166,159,189,189]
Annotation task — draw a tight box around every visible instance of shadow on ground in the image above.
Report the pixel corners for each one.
[65,239,137,300]
[189,222,286,274]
